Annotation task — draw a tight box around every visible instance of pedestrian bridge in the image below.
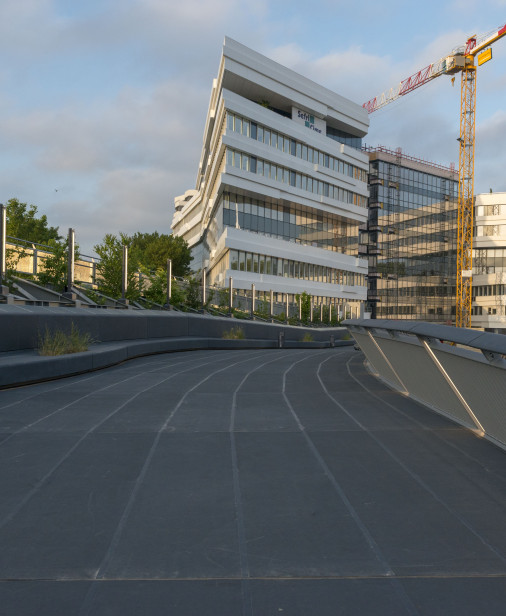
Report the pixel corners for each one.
[0,313,505,614]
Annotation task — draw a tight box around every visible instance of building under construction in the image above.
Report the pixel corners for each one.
[362,146,459,322]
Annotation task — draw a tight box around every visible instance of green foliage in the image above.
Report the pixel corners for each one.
[129,232,192,277]
[3,245,29,292]
[37,238,80,292]
[216,287,230,310]
[169,279,186,306]
[38,323,92,356]
[272,311,286,322]
[254,299,270,319]
[94,233,139,300]
[184,274,201,310]
[301,332,314,342]
[222,326,245,339]
[140,267,166,305]
[295,291,312,323]
[5,198,61,244]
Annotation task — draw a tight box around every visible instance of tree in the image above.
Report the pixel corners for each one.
[94,233,139,300]
[37,238,80,292]
[5,198,61,244]
[129,232,192,277]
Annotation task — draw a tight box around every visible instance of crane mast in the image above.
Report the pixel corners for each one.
[363,24,506,328]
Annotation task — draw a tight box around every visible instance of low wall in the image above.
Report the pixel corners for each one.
[0,305,350,353]
[0,306,351,388]
[345,319,506,451]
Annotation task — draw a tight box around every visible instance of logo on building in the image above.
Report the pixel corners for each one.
[292,107,326,134]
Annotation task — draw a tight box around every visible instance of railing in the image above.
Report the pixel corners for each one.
[345,319,506,451]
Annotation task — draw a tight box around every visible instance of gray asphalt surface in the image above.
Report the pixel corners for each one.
[0,347,505,615]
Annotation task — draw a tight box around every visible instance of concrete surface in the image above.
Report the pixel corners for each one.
[0,347,505,615]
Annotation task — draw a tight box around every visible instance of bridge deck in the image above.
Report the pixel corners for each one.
[0,348,505,615]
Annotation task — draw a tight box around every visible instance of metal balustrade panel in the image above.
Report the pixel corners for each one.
[373,336,474,428]
[433,349,506,447]
[350,330,404,390]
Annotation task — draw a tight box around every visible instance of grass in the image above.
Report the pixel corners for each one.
[222,326,245,340]
[38,323,93,356]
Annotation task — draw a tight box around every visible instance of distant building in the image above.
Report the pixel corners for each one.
[171,37,369,317]
[362,146,459,322]
[472,192,506,333]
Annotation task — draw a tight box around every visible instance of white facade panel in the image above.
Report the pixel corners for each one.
[172,37,369,311]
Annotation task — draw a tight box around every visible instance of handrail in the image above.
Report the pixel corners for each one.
[344,318,506,451]
[345,318,506,356]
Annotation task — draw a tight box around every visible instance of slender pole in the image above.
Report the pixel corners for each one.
[166,259,172,304]
[310,296,313,322]
[298,295,302,320]
[0,204,6,288]
[122,245,128,300]
[202,268,206,308]
[329,303,332,323]
[270,289,274,318]
[66,228,75,292]
[251,283,255,316]
[285,293,289,319]
[320,303,323,322]
[229,276,233,314]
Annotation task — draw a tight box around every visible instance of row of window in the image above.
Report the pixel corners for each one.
[228,249,365,287]
[477,204,503,216]
[221,192,359,255]
[478,225,506,237]
[473,284,506,298]
[227,112,367,181]
[226,148,368,208]
[372,161,456,190]
[474,248,506,274]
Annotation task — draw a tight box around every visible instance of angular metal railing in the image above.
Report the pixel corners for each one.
[345,319,506,451]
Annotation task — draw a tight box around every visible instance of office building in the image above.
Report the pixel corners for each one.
[362,146,459,322]
[171,37,369,316]
[472,191,506,333]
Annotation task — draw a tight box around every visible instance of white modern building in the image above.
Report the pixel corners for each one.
[172,37,369,315]
[472,191,506,333]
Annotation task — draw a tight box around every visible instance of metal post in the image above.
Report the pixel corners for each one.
[298,295,302,320]
[285,293,289,320]
[229,276,233,315]
[329,303,332,323]
[166,259,172,305]
[122,245,128,301]
[320,303,324,322]
[0,204,6,291]
[310,296,313,322]
[270,289,274,318]
[32,245,38,275]
[66,228,75,292]
[251,283,256,316]
[202,268,206,308]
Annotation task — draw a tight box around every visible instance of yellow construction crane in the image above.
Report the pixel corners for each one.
[363,24,506,328]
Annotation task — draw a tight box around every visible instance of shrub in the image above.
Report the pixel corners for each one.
[222,326,245,340]
[38,323,93,356]
[301,332,314,342]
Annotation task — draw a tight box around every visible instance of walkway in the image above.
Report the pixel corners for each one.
[0,348,505,615]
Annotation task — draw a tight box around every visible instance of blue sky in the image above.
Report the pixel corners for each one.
[1,0,505,255]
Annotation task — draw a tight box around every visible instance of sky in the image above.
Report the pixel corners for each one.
[1,0,505,256]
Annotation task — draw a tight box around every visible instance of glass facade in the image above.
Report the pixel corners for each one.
[221,192,359,255]
[229,249,364,286]
[228,112,364,160]
[364,151,458,322]
[226,147,367,208]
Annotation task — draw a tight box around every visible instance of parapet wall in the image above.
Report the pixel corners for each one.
[0,305,348,353]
